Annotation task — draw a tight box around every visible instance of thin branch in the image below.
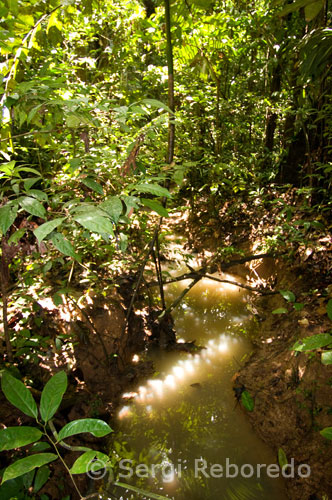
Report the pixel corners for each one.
[159,275,202,318]
[204,274,278,295]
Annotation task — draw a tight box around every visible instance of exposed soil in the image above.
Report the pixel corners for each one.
[180,189,332,500]
[1,189,331,499]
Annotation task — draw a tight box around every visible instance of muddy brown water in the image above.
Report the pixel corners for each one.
[111,274,288,500]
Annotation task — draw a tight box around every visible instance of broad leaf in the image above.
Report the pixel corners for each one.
[1,372,38,419]
[272,308,288,314]
[133,183,171,198]
[74,213,114,236]
[241,390,254,411]
[278,448,288,468]
[70,450,110,474]
[58,419,112,441]
[141,98,173,114]
[2,454,57,484]
[0,427,42,451]
[292,333,332,352]
[305,0,324,21]
[279,290,296,303]
[40,371,67,423]
[141,198,169,217]
[0,203,18,235]
[24,177,41,191]
[327,299,332,321]
[50,232,78,260]
[33,465,50,493]
[320,427,332,440]
[81,178,104,195]
[8,228,26,244]
[279,0,317,17]
[34,218,65,244]
[30,442,51,452]
[27,190,48,202]
[321,351,332,365]
[100,197,123,223]
[18,196,46,219]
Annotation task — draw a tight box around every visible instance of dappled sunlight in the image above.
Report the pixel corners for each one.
[118,333,238,415]
[116,272,286,500]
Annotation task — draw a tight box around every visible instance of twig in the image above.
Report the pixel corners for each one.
[159,275,202,318]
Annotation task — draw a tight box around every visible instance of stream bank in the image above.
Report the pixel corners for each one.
[178,189,332,500]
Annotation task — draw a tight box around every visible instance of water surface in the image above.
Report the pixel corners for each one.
[112,274,287,500]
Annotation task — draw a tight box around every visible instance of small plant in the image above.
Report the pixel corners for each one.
[272,289,304,315]
[0,371,168,500]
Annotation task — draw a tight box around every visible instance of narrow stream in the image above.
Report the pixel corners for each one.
[112,273,287,499]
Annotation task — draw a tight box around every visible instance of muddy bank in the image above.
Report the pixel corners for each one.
[233,256,332,500]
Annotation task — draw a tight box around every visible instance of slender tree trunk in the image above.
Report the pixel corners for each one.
[1,237,13,362]
[164,0,175,166]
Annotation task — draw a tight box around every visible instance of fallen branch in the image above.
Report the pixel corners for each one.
[158,275,202,318]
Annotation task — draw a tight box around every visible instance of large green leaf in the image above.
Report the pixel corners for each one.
[272,307,288,314]
[321,351,332,365]
[278,448,288,468]
[1,372,38,419]
[141,98,173,114]
[50,232,78,260]
[292,333,332,352]
[2,454,57,484]
[327,299,332,321]
[0,203,18,235]
[18,196,46,219]
[0,427,42,451]
[40,371,67,423]
[279,0,318,17]
[140,198,169,217]
[133,183,171,198]
[70,450,110,474]
[304,0,324,21]
[100,197,123,223]
[8,228,26,245]
[279,290,296,303]
[241,390,254,411]
[81,178,104,195]
[74,213,114,235]
[27,190,48,202]
[320,427,332,440]
[57,419,113,441]
[33,465,50,493]
[34,218,65,244]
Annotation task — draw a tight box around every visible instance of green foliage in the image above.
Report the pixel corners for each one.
[272,307,288,314]
[39,371,67,423]
[279,290,296,303]
[0,370,168,499]
[320,427,332,440]
[327,299,332,322]
[321,351,332,365]
[292,333,332,352]
[1,372,38,419]
[2,454,58,484]
[57,419,112,441]
[241,390,255,412]
[277,448,288,469]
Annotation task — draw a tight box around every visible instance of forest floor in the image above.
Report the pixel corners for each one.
[1,187,332,500]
